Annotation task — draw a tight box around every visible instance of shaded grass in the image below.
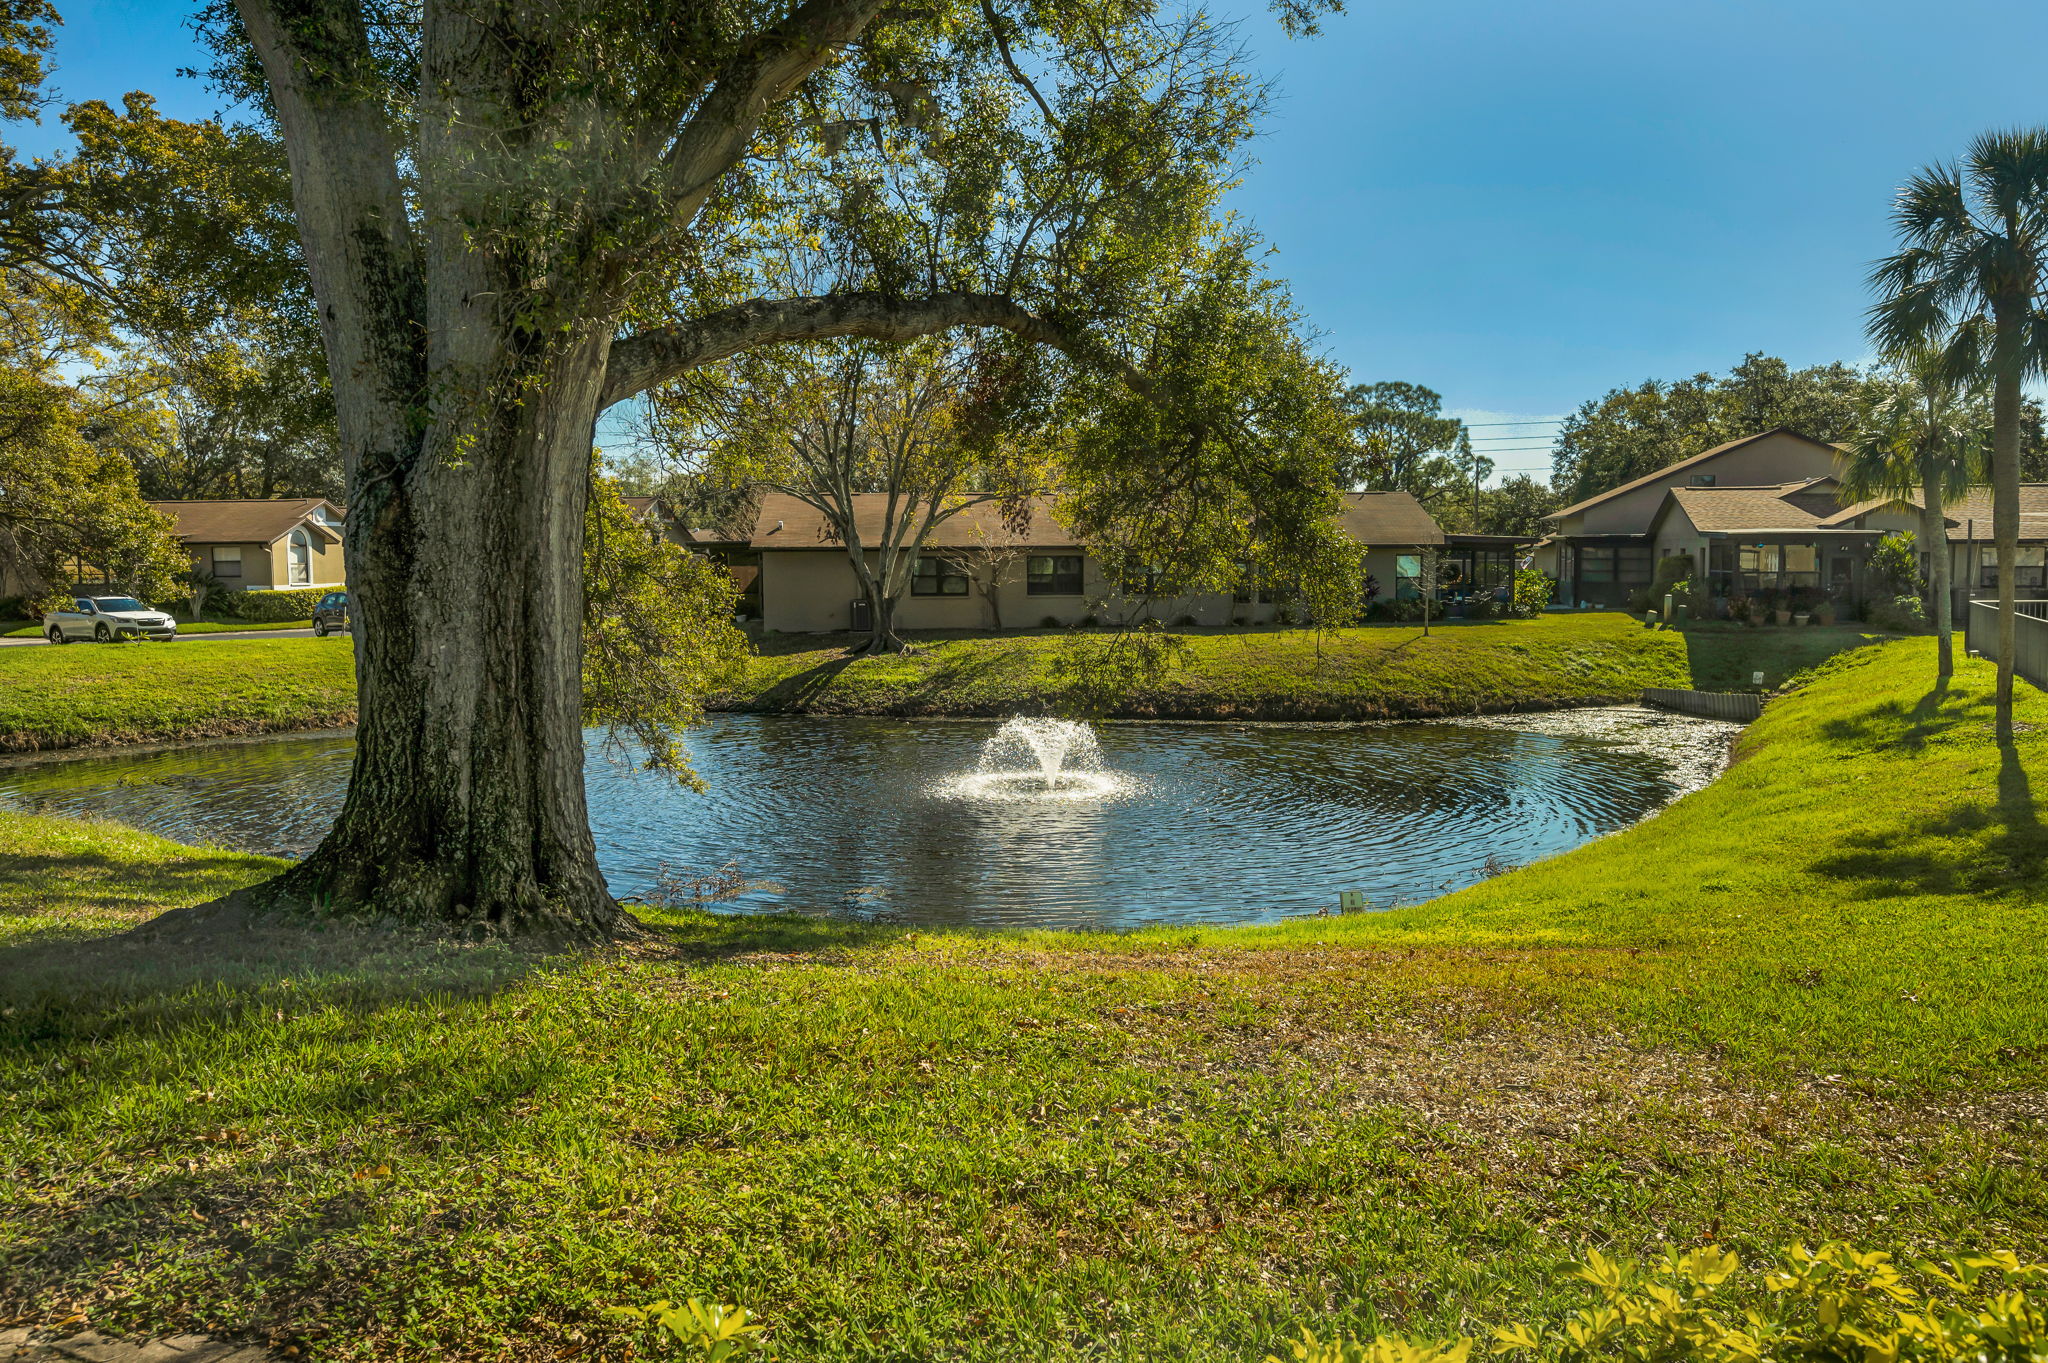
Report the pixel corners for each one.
[0,638,2042,1360]
[0,638,356,752]
[727,615,1885,719]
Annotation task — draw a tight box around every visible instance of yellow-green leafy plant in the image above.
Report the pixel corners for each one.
[1278,1242,2046,1363]
[606,1298,770,1361]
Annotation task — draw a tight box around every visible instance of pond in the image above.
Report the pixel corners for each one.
[0,708,1738,930]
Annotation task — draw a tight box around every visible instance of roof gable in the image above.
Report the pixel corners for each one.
[1547,428,1844,521]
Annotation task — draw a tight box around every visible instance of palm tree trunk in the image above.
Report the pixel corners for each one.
[1992,348,2022,742]
[1923,474,1954,678]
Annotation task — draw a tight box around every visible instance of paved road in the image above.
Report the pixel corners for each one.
[0,628,320,648]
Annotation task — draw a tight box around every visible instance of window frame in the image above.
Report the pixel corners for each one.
[1026,554,1084,596]
[909,554,971,597]
[211,545,243,579]
[1979,545,2048,590]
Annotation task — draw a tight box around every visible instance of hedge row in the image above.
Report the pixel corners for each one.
[209,586,335,622]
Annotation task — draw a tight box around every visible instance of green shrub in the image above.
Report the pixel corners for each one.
[213,587,331,623]
[1872,530,1922,597]
[1280,1242,2047,1363]
[1510,568,1554,618]
[1866,594,1927,633]
[1631,553,1698,613]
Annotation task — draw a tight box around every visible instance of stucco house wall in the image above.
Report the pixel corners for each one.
[195,540,278,590]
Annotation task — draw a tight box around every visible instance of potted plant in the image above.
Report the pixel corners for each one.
[1813,600,1837,627]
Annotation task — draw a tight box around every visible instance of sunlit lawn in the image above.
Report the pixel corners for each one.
[1,638,2041,1360]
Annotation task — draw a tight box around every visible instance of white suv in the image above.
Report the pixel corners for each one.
[44,596,179,643]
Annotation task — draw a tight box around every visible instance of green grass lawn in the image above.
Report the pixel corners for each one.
[732,614,1889,719]
[0,637,356,752]
[2,618,315,638]
[1,638,2040,1360]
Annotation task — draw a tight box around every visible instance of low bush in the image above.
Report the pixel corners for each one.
[1865,594,1927,633]
[1280,1242,2046,1363]
[1509,568,1553,618]
[212,587,334,623]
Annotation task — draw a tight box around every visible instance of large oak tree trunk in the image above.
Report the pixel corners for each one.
[267,323,626,938]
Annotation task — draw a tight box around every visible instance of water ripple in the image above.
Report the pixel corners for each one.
[0,707,1738,930]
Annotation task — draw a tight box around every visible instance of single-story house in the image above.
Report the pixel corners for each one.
[1541,427,2048,615]
[149,498,346,592]
[711,489,1486,633]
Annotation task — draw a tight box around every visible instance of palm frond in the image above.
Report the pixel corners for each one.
[1867,278,1955,355]
[1964,128,2048,228]
[1891,162,1971,243]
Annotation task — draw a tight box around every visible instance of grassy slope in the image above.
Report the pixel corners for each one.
[0,617,1882,754]
[731,615,1887,719]
[1,638,2041,1361]
[0,638,356,752]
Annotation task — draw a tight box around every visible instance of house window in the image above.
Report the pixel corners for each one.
[1732,542,1821,593]
[1576,545,1652,585]
[212,546,242,579]
[1027,554,1083,595]
[1395,553,1423,600]
[910,555,969,596]
[288,528,312,585]
[1979,546,2048,590]
[1119,565,1163,595]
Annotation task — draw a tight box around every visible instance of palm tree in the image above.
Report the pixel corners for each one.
[1838,357,1991,677]
[1869,128,2048,741]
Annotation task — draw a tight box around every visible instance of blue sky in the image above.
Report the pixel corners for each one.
[18,0,2048,482]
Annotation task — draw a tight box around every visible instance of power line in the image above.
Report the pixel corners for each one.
[1462,419,1563,428]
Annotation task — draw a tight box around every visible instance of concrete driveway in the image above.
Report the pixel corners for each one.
[0,628,320,648]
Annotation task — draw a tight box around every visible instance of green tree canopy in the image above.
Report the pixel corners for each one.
[1550,354,1872,505]
[0,363,186,605]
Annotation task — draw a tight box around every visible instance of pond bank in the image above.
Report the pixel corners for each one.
[0,614,1882,753]
[720,615,1887,721]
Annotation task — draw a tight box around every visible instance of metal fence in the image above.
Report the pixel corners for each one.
[1966,598,2048,691]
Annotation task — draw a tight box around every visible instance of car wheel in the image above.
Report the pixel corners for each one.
[313,619,328,637]
[46,625,65,645]
[94,623,111,643]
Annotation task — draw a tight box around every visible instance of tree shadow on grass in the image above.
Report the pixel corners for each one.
[1804,737,2047,897]
[0,906,564,1053]
[735,651,860,710]
[1815,678,1983,754]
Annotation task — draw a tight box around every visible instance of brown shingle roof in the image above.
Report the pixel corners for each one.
[1813,486,2048,539]
[1664,486,1827,533]
[148,499,343,545]
[746,489,1446,551]
[1925,486,2048,540]
[1336,490,1445,546]
[1659,479,1867,534]
[1546,427,1842,521]
[748,492,1082,550]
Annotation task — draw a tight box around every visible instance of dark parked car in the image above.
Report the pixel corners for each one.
[311,589,351,636]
